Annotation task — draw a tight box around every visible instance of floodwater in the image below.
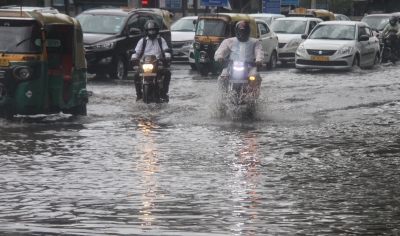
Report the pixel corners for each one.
[1,63,400,235]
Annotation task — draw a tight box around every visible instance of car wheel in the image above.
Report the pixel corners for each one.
[71,101,87,116]
[110,56,126,80]
[352,55,359,67]
[190,63,197,70]
[267,51,277,70]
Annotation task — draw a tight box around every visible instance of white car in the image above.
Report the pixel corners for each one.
[270,17,323,64]
[171,16,197,64]
[295,21,380,70]
[249,13,285,26]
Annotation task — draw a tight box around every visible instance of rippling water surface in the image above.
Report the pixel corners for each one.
[1,63,400,235]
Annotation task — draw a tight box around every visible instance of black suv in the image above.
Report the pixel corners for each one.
[76,8,172,79]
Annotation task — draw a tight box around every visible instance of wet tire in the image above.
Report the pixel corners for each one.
[143,85,150,104]
[109,56,126,80]
[71,101,87,116]
[199,64,209,76]
[190,63,197,70]
[267,51,277,70]
[0,105,13,121]
[352,55,359,67]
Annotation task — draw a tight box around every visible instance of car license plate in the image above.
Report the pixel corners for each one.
[0,59,9,66]
[140,73,157,76]
[203,38,210,43]
[311,56,329,61]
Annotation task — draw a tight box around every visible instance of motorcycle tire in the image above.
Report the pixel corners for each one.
[143,84,151,104]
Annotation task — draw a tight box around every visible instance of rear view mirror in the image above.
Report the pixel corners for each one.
[359,35,369,41]
[129,28,141,35]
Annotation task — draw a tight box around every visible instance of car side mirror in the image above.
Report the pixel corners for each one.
[301,33,308,39]
[359,35,369,41]
[129,28,141,35]
[193,20,197,25]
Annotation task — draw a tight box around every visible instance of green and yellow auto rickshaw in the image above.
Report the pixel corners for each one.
[193,13,257,76]
[289,8,335,21]
[0,10,89,120]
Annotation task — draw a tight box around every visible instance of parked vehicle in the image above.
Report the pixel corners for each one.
[75,8,172,80]
[171,16,197,65]
[0,10,89,120]
[378,29,399,63]
[334,14,350,21]
[134,55,168,103]
[270,17,323,64]
[249,13,285,26]
[295,21,380,70]
[255,19,279,70]
[193,13,257,76]
[360,14,400,36]
[0,5,59,13]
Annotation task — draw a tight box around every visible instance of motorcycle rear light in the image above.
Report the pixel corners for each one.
[249,76,256,81]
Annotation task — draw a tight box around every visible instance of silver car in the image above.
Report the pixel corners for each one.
[171,16,197,62]
[295,21,380,70]
[270,17,323,64]
[249,13,285,26]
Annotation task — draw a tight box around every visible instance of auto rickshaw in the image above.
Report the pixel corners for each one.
[0,10,89,120]
[288,8,335,21]
[193,13,257,76]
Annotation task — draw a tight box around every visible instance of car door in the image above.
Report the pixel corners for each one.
[256,21,272,63]
[365,26,379,64]
[357,25,375,66]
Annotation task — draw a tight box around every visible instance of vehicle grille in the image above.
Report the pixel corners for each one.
[278,43,286,48]
[306,49,337,56]
[296,59,348,66]
[172,42,185,48]
[278,53,295,58]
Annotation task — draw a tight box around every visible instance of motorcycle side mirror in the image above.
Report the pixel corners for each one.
[301,33,308,39]
[129,28,141,35]
[359,35,369,41]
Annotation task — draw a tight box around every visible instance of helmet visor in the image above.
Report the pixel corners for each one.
[148,29,157,35]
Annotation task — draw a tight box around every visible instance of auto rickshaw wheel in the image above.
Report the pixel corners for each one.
[199,64,209,76]
[110,56,126,80]
[0,105,13,121]
[190,63,197,70]
[71,101,87,116]
[267,51,277,70]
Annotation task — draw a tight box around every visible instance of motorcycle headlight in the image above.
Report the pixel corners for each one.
[287,39,301,48]
[249,76,256,81]
[142,64,153,73]
[92,42,116,50]
[212,43,220,50]
[194,42,201,50]
[338,45,353,54]
[13,66,33,80]
[297,43,306,53]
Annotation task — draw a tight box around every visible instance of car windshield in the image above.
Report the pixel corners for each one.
[310,24,355,40]
[0,20,42,53]
[254,17,272,25]
[171,18,196,31]
[195,19,229,36]
[361,17,389,31]
[270,20,307,34]
[76,14,127,34]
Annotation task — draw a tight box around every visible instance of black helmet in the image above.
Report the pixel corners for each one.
[235,21,250,42]
[144,20,159,40]
[389,15,398,26]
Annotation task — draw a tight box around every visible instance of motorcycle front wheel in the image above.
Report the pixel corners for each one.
[143,84,151,104]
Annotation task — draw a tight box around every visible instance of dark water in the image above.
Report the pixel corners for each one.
[1,63,400,235]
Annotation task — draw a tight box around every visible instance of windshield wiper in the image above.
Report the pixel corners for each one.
[2,37,32,56]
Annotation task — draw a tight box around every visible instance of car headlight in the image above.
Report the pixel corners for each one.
[142,64,153,73]
[92,42,116,50]
[193,42,201,50]
[297,43,306,53]
[184,41,192,47]
[338,45,353,54]
[287,39,301,48]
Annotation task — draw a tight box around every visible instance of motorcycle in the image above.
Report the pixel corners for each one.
[218,60,261,119]
[379,29,399,63]
[134,55,168,104]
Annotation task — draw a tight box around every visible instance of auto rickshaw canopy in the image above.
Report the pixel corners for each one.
[0,10,85,69]
[196,13,257,38]
[289,8,335,21]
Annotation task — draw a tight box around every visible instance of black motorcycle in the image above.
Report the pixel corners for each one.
[379,29,399,63]
[135,55,168,104]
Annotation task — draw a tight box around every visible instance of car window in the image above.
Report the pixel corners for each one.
[270,20,307,34]
[76,14,127,34]
[171,18,195,31]
[127,15,139,30]
[149,14,167,30]
[258,22,269,36]
[255,17,272,25]
[139,16,151,31]
[358,26,366,38]
[309,24,355,40]
[308,21,317,34]
[195,19,229,36]
[361,17,389,31]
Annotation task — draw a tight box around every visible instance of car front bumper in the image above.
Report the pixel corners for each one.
[295,52,354,70]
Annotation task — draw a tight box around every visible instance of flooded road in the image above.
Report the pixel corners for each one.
[1,62,400,235]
